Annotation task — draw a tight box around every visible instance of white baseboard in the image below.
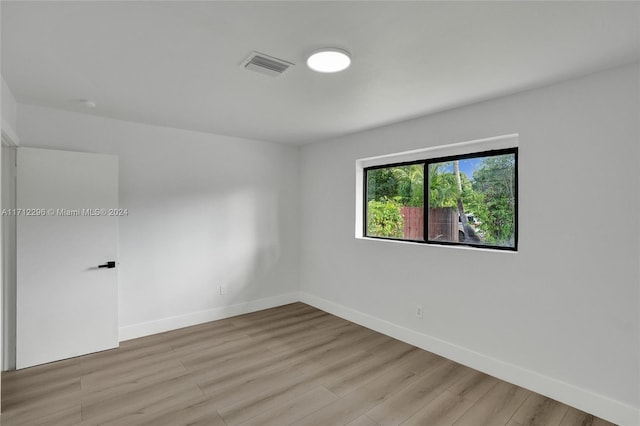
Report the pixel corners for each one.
[119,292,300,341]
[299,292,639,426]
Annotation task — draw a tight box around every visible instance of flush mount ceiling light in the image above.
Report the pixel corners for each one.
[306,48,351,73]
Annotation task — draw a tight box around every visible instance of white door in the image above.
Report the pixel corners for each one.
[16,147,119,369]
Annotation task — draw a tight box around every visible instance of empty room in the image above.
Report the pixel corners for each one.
[0,1,638,425]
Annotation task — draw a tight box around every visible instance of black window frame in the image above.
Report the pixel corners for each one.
[363,147,518,251]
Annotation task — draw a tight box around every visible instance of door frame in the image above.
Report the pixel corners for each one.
[1,130,18,372]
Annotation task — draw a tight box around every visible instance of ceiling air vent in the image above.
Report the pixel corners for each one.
[242,51,294,77]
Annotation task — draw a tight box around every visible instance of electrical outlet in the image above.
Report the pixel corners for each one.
[219,285,227,295]
[416,305,423,319]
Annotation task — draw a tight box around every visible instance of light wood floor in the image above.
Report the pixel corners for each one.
[1,303,616,426]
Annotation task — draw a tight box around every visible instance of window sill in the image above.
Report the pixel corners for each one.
[356,236,518,254]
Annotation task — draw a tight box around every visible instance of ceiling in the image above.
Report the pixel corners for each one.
[2,1,639,145]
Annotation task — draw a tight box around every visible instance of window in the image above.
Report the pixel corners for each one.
[364,148,517,250]
[366,163,424,241]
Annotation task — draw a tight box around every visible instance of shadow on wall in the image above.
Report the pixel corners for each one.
[220,188,281,297]
[120,186,283,325]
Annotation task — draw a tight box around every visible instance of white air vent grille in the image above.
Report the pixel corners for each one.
[242,52,294,77]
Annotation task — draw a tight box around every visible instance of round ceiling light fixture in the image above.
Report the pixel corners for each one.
[306,48,351,73]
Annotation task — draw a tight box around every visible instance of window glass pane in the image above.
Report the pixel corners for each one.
[366,164,424,240]
[428,153,516,248]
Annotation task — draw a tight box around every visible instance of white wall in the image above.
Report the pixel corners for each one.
[16,105,300,339]
[299,64,640,425]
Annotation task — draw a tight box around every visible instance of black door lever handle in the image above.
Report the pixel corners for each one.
[98,261,116,269]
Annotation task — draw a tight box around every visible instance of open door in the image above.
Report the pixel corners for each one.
[16,147,119,369]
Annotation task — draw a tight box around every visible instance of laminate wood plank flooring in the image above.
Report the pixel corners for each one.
[400,391,474,426]
[0,303,618,426]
